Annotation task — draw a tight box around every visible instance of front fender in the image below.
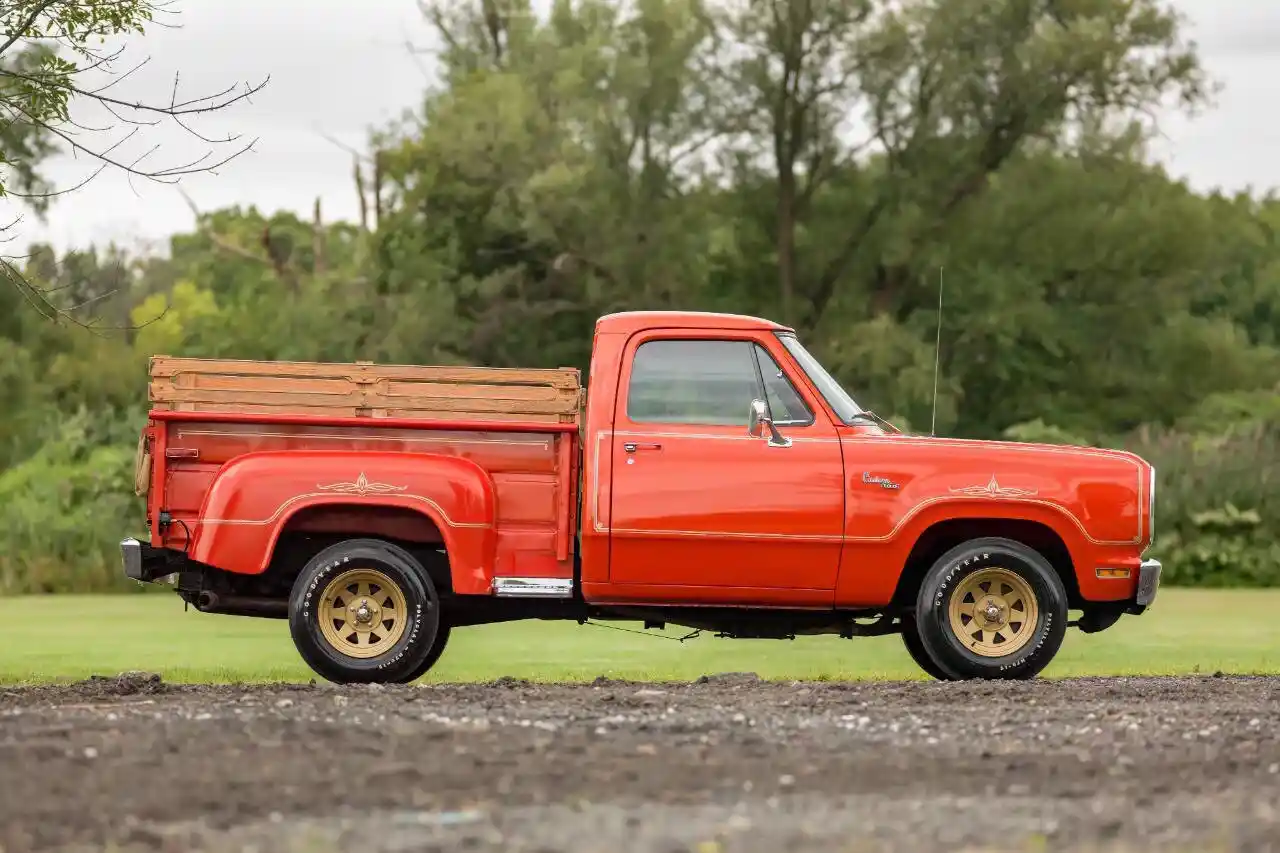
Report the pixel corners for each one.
[837,435,1150,606]
[879,497,1090,556]
[840,497,1091,606]
[190,450,497,594]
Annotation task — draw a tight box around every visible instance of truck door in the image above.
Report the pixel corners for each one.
[605,332,845,598]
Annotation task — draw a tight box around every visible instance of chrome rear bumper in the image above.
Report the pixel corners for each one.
[120,537,175,583]
[1135,558,1162,607]
[121,537,143,580]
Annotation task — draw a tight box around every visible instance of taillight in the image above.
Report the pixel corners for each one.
[1147,465,1157,546]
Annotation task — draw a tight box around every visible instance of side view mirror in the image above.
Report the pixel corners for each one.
[747,399,791,448]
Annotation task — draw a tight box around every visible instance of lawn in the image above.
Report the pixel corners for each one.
[2,589,1278,684]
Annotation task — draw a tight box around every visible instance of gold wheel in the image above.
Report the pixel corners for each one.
[946,567,1039,658]
[317,568,409,659]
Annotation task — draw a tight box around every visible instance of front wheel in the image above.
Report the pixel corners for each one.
[288,538,440,684]
[914,537,1067,680]
[393,620,452,684]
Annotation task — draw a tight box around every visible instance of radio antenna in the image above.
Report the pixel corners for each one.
[929,266,944,437]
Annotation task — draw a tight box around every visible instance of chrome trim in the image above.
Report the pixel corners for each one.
[1136,558,1162,607]
[121,537,143,582]
[491,577,574,599]
[748,398,792,448]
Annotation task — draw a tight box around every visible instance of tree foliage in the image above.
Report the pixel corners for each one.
[1,0,1277,592]
[0,0,265,322]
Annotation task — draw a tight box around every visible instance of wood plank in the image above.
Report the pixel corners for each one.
[173,374,355,395]
[153,388,575,415]
[150,356,579,387]
[162,402,572,422]
[379,380,574,401]
[149,355,583,425]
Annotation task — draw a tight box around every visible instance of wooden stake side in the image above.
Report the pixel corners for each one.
[148,356,583,424]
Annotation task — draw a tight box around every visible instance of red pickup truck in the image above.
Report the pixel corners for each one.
[123,311,1160,683]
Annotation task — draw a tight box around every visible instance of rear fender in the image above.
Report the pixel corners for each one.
[190,450,497,594]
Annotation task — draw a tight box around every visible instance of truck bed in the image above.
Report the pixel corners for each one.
[142,356,582,589]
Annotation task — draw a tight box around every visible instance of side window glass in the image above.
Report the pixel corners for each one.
[628,340,759,425]
[755,345,813,426]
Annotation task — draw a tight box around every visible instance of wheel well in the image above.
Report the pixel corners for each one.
[259,505,453,595]
[891,518,1079,610]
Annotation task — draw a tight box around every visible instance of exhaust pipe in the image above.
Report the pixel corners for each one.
[195,591,288,619]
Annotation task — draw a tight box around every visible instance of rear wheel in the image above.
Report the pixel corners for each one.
[288,538,440,684]
[914,537,1067,680]
[363,541,453,684]
[900,615,956,681]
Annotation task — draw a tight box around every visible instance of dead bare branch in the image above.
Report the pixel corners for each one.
[176,187,272,267]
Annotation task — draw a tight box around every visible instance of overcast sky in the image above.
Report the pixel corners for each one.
[11,0,1280,254]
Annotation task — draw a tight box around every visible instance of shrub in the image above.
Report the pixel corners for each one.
[0,410,147,594]
[1156,504,1280,587]
[1006,418,1279,586]
[1002,419,1095,447]
[1124,422,1279,586]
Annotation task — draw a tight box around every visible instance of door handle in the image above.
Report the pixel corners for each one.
[623,442,663,453]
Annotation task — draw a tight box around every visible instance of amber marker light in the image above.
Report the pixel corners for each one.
[1095,568,1133,579]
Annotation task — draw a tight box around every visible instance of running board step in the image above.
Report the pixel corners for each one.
[491,577,574,598]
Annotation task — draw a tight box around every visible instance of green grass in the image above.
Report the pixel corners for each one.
[2,589,1278,684]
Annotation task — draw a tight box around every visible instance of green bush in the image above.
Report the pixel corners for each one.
[1157,504,1280,587]
[0,410,146,594]
[1002,419,1096,447]
[996,419,1278,586]
[1124,423,1278,586]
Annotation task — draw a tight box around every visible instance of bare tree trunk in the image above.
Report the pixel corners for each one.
[313,197,326,275]
[776,169,796,325]
[353,156,369,232]
[373,150,384,230]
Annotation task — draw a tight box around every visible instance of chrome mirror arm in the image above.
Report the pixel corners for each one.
[748,399,791,448]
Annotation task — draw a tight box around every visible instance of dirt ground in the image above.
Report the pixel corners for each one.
[1,674,1278,853]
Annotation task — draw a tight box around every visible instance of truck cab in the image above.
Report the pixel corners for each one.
[123,311,1161,683]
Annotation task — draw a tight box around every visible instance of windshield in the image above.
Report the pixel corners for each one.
[777,333,864,424]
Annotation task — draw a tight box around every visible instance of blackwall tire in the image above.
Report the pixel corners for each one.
[288,538,440,684]
[363,540,453,684]
[914,537,1067,681]
[393,620,452,684]
[900,615,958,681]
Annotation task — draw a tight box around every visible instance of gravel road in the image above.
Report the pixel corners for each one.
[2,673,1278,852]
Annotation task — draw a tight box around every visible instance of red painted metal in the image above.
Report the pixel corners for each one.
[598,326,845,599]
[152,420,575,592]
[190,450,497,591]
[574,311,1152,608]
[142,309,1154,611]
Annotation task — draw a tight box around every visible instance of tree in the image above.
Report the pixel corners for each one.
[0,0,266,323]
[707,0,1208,332]
[376,0,720,370]
[708,0,872,325]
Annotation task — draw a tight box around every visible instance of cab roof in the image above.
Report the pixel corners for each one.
[595,311,790,336]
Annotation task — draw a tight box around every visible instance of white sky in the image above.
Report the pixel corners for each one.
[9,0,1280,254]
